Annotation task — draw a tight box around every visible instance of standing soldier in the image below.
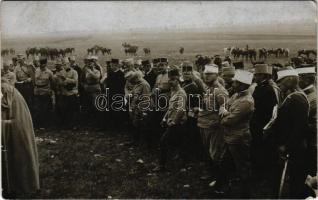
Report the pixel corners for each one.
[52,61,65,127]
[10,57,18,72]
[221,66,236,97]
[142,60,157,90]
[197,64,228,162]
[81,57,102,126]
[296,65,317,177]
[15,55,35,111]
[34,57,54,128]
[127,71,151,144]
[153,67,187,172]
[272,67,309,198]
[249,64,280,177]
[106,58,126,129]
[152,58,170,137]
[60,61,78,129]
[1,61,16,86]
[219,69,254,198]
[181,61,203,159]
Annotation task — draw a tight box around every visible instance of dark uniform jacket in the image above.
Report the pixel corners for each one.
[250,79,279,137]
[144,68,157,90]
[273,90,309,153]
[106,69,125,96]
[181,80,202,112]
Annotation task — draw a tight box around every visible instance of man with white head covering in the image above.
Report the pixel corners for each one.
[219,69,254,198]
[295,64,317,178]
[197,64,228,165]
[272,66,309,198]
[249,64,280,177]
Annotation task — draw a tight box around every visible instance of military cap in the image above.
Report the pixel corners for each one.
[295,64,316,75]
[39,57,48,66]
[142,60,151,66]
[222,61,231,68]
[254,64,272,75]
[111,58,119,64]
[17,54,25,60]
[222,66,235,76]
[153,58,160,64]
[159,58,168,63]
[233,61,244,69]
[181,61,193,72]
[168,67,180,77]
[276,66,299,81]
[69,56,76,61]
[232,69,254,85]
[204,64,219,74]
[91,55,98,61]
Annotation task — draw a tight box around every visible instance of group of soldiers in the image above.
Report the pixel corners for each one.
[1,52,317,198]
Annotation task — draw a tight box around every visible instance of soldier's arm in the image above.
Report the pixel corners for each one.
[171,93,187,125]
[221,100,253,126]
[65,71,78,84]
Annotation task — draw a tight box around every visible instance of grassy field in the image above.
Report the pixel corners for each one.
[2,31,316,68]
[2,31,316,198]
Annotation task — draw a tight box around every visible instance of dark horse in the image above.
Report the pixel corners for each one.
[298,49,317,58]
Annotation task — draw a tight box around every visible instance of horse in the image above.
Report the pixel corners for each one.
[267,49,279,58]
[259,48,267,60]
[298,49,317,58]
[143,48,151,56]
[179,47,184,54]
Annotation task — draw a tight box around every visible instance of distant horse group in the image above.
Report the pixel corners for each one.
[224,46,292,62]
[298,49,317,58]
[1,48,15,56]
[87,45,111,56]
[25,47,75,60]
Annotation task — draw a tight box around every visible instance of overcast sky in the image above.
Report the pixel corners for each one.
[1,1,316,37]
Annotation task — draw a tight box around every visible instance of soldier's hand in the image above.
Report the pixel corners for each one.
[278,145,287,158]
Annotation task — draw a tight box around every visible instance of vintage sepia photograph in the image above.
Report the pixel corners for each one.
[0,1,317,199]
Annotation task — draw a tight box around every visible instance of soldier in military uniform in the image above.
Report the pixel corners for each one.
[15,55,35,111]
[181,61,203,159]
[151,58,170,142]
[153,67,187,172]
[10,57,18,72]
[60,61,79,128]
[295,65,317,177]
[34,57,54,128]
[272,67,309,198]
[52,61,65,126]
[106,58,126,129]
[81,57,102,126]
[126,71,152,143]
[249,64,280,177]
[219,70,254,197]
[197,64,228,162]
[142,60,157,90]
[221,66,235,97]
